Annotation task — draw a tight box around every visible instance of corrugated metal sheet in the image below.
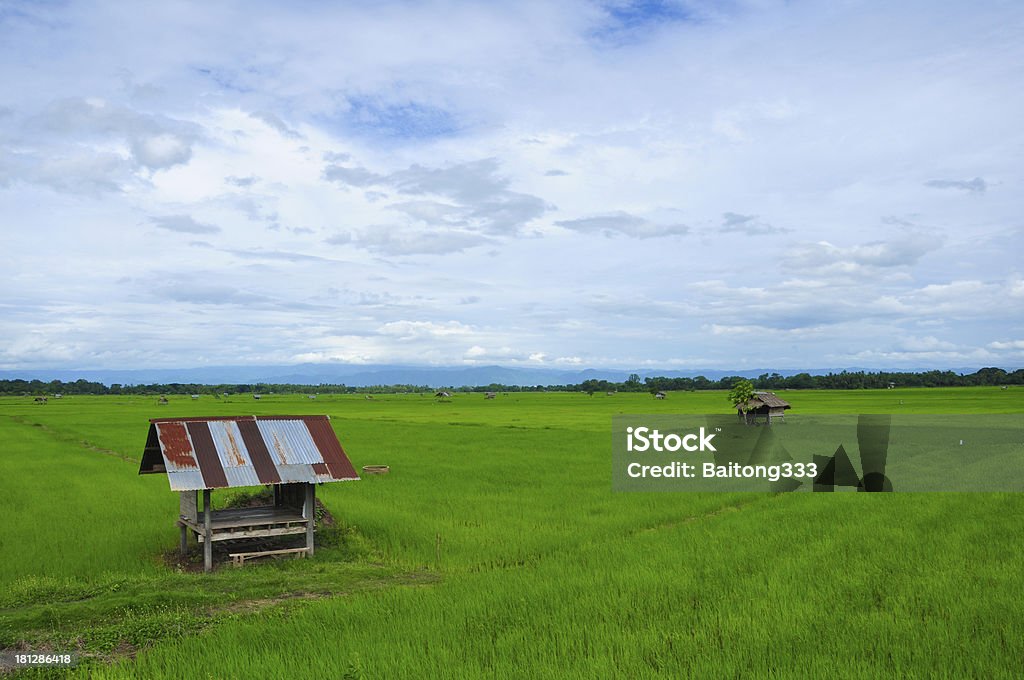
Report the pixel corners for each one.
[140,415,360,490]
[166,469,207,492]
[256,419,324,465]
[305,416,360,480]
[236,419,282,485]
[155,422,199,471]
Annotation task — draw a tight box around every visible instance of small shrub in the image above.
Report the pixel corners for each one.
[222,487,274,509]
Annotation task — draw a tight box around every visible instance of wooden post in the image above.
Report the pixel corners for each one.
[304,483,315,556]
[203,489,212,572]
[179,522,187,557]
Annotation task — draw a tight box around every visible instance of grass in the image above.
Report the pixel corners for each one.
[0,388,1021,677]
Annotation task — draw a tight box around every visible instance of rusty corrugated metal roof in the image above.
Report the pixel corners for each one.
[139,415,359,490]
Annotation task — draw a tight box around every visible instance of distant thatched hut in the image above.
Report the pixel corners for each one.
[738,391,791,425]
[485,392,496,399]
[654,392,666,400]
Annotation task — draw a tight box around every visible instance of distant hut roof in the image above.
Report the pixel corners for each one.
[139,415,359,491]
[741,392,791,410]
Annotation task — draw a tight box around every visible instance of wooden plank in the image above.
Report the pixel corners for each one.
[305,483,316,557]
[189,505,305,520]
[179,512,308,531]
[210,506,300,521]
[230,548,308,566]
[183,516,307,533]
[203,489,212,572]
[229,547,310,557]
[179,490,198,522]
[197,525,309,542]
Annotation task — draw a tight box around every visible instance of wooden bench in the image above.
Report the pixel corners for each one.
[229,547,310,567]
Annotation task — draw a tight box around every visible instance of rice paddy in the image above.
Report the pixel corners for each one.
[1,388,1021,678]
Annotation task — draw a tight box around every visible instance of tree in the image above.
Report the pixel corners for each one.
[728,378,755,411]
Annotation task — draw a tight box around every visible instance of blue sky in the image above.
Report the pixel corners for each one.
[1,0,1022,371]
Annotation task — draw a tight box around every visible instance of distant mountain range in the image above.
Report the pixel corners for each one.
[0,363,1004,388]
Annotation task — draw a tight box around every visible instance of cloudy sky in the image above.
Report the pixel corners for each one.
[1,0,1022,372]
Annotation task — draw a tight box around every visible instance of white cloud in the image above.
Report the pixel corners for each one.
[784,234,942,276]
[325,157,550,237]
[327,224,493,256]
[897,336,959,352]
[151,215,221,234]
[130,133,193,169]
[36,97,198,171]
[377,320,475,340]
[720,212,788,236]
[925,177,987,193]
[989,340,1024,351]
[0,0,1022,371]
[555,212,688,238]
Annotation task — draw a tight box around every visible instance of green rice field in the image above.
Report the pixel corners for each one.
[1,388,1022,678]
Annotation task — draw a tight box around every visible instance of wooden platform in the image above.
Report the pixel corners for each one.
[178,484,318,571]
[179,506,310,543]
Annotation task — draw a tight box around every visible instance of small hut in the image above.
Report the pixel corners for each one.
[654,392,666,400]
[738,391,791,425]
[485,392,496,399]
[139,415,359,571]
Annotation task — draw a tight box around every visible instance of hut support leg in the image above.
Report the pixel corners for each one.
[304,483,316,557]
[179,522,188,557]
[203,489,212,572]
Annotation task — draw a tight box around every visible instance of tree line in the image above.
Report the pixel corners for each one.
[1,367,1021,397]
